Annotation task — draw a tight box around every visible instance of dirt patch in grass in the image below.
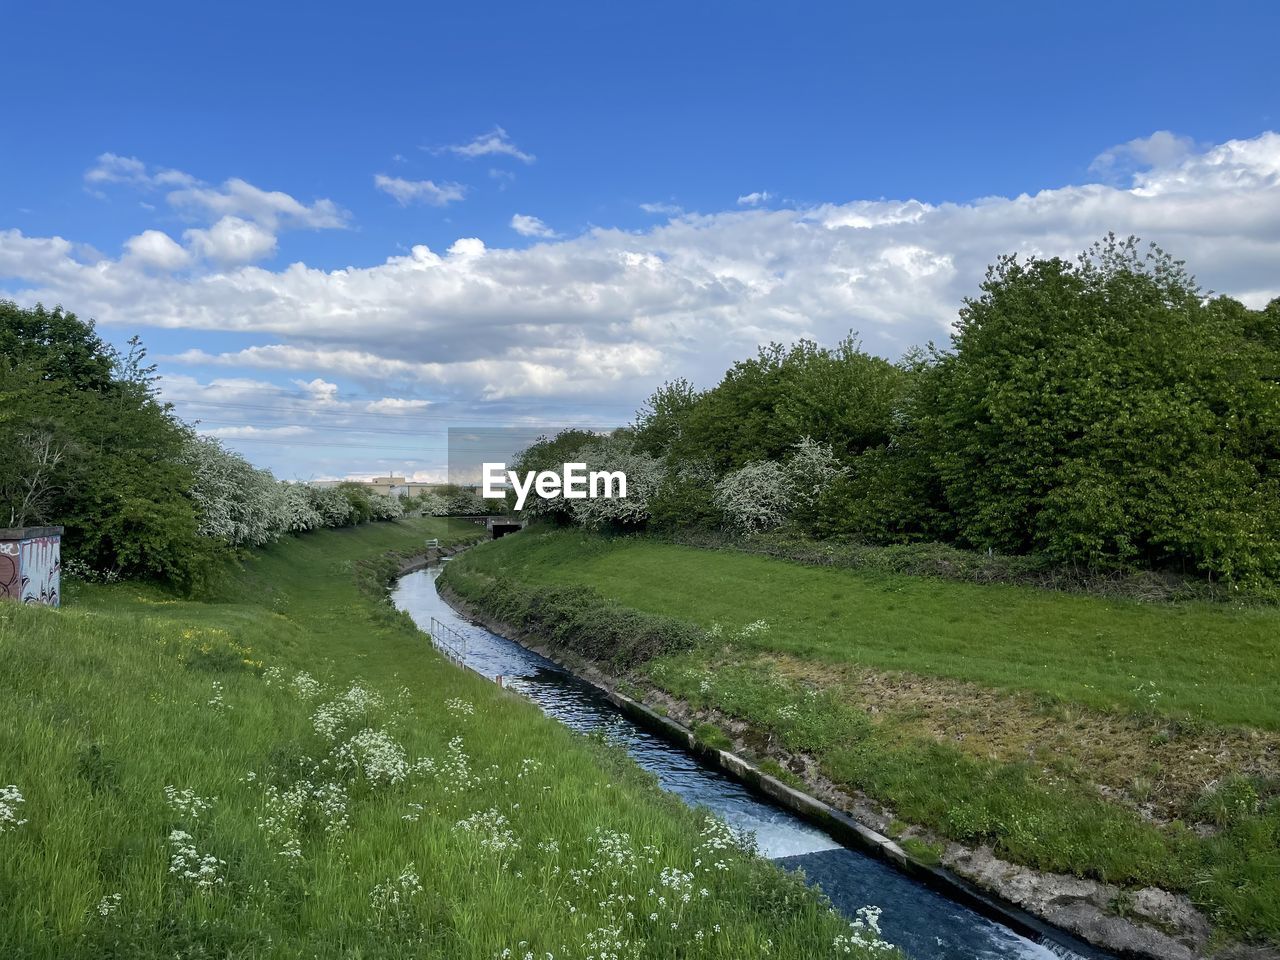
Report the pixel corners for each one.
[766,654,1280,822]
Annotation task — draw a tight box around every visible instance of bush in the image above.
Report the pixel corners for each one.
[441,565,706,668]
[922,237,1280,585]
[565,432,662,529]
[307,487,355,527]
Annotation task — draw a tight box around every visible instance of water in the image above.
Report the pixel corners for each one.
[393,567,1112,960]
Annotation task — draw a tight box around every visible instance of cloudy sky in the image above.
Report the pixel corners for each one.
[2,2,1278,480]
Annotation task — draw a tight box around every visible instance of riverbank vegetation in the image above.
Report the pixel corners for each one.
[508,236,1280,597]
[443,528,1280,947]
[0,517,897,958]
[0,301,414,589]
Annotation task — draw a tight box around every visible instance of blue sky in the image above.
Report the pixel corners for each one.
[3,1,1279,479]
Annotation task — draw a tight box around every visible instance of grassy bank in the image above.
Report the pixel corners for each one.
[0,518,895,959]
[444,528,1280,947]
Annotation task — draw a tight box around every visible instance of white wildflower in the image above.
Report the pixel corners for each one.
[164,785,214,822]
[370,863,423,914]
[167,829,225,889]
[334,728,408,785]
[454,808,520,857]
[207,681,227,712]
[291,671,322,700]
[0,784,28,832]
[445,697,475,717]
[312,682,384,741]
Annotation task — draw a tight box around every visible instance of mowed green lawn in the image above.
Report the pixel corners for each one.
[0,518,886,960]
[464,530,1280,730]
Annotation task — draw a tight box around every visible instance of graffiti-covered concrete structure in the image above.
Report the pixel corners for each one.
[0,526,62,606]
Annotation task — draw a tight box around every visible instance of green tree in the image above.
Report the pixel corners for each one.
[633,378,701,457]
[0,301,209,587]
[924,236,1280,584]
[676,336,907,471]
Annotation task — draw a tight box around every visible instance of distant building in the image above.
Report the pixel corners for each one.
[308,476,477,498]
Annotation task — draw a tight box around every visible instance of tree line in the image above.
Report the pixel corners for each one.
[0,303,406,589]
[516,236,1280,589]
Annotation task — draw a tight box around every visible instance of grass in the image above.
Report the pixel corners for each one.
[445,527,1280,947]
[453,531,1280,729]
[0,518,896,959]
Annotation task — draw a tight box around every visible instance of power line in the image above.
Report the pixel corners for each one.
[207,435,449,451]
[195,418,491,438]
[160,384,644,412]
[174,397,626,427]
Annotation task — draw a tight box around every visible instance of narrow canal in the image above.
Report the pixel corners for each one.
[393,566,1112,960]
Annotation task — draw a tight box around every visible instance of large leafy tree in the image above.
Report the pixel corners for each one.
[0,301,210,586]
[923,236,1280,584]
[674,336,907,471]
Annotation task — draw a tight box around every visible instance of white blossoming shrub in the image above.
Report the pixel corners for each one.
[366,491,404,520]
[417,492,451,516]
[278,482,323,532]
[714,459,793,535]
[566,434,663,529]
[714,438,843,535]
[181,436,286,547]
[784,436,844,508]
[308,486,355,527]
[180,436,404,546]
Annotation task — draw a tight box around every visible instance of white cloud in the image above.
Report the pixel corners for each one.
[84,154,347,231]
[1090,131,1195,178]
[168,178,347,229]
[437,127,535,163]
[85,153,196,189]
[640,201,683,215]
[373,174,467,207]
[737,191,772,206]
[8,131,1280,420]
[85,153,149,186]
[123,230,191,271]
[295,377,341,403]
[366,397,432,413]
[510,213,559,238]
[447,237,485,258]
[184,216,278,264]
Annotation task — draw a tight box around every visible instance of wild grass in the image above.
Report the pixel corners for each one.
[445,528,1280,946]
[0,518,895,959]
[453,529,1280,729]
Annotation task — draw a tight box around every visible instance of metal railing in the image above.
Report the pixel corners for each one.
[427,616,469,668]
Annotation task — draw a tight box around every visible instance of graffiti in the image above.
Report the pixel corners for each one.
[19,536,59,606]
[0,552,17,600]
[0,542,16,555]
